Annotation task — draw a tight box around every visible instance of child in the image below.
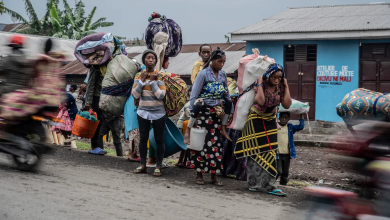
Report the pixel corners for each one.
[191,44,212,84]
[277,112,305,185]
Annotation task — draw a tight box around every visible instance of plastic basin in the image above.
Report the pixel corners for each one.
[149,118,187,157]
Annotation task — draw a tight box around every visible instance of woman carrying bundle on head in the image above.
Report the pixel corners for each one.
[187,47,234,186]
[234,63,292,196]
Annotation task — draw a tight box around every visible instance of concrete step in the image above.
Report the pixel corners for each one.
[294,134,353,142]
[294,140,355,148]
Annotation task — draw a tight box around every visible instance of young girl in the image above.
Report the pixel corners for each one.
[52,93,78,144]
[132,50,166,177]
[188,47,233,186]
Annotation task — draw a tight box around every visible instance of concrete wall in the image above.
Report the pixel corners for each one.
[245,39,390,122]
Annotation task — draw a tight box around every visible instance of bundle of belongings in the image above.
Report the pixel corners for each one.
[78,111,98,122]
[134,72,187,117]
[145,12,182,70]
[279,99,310,114]
[139,12,187,116]
[336,88,390,126]
[227,49,276,131]
[74,33,141,117]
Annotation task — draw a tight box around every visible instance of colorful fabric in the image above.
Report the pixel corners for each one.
[251,83,285,115]
[190,66,232,113]
[247,156,277,190]
[199,82,227,100]
[160,72,188,116]
[101,79,134,97]
[222,129,247,181]
[191,60,204,84]
[145,14,182,58]
[189,105,223,174]
[52,106,74,132]
[263,63,285,80]
[336,88,390,121]
[235,113,278,177]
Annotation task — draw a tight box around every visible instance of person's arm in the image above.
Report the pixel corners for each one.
[131,79,144,100]
[254,77,266,106]
[189,70,206,111]
[291,118,305,133]
[85,68,97,107]
[281,79,292,109]
[149,73,166,100]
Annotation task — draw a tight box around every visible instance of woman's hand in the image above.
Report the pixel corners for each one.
[257,76,263,86]
[283,78,288,87]
[226,114,233,126]
[140,70,148,82]
[150,73,158,81]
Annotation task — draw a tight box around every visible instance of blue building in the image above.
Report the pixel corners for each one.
[231,3,390,122]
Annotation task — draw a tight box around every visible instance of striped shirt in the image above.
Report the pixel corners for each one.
[132,72,166,120]
[189,66,233,114]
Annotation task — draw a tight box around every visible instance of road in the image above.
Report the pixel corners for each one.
[0,148,309,220]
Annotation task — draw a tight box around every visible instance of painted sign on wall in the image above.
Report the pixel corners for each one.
[317,65,354,85]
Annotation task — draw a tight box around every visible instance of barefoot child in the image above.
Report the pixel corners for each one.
[277,112,305,185]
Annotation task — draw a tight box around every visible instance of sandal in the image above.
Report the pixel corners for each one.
[210,181,224,186]
[268,189,287,197]
[134,166,147,174]
[195,179,205,185]
[153,168,162,177]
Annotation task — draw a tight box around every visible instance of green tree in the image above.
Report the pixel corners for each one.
[63,0,114,40]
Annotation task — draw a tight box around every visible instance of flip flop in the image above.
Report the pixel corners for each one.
[153,168,162,177]
[210,181,224,187]
[88,148,107,155]
[196,179,205,185]
[147,162,168,168]
[248,188,257,192]
[146,164,156,168]
[268,189,287,197]
[134,166,147,174]
[128,158,139,162]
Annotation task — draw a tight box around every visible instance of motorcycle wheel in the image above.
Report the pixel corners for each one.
[12,121,46,172]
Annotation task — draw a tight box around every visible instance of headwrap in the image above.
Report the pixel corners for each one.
[203,47,226,68]
[263,64,285,80]
[153,32,169,71]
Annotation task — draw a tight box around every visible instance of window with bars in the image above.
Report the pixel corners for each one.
[284,45,317,62]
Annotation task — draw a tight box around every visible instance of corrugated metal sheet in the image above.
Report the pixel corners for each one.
[2,23,30,32]
[60,60,89,75]
[0,31,79,61]
[133,51,245,75]
[231,4,390,35]
[180,43,246,53]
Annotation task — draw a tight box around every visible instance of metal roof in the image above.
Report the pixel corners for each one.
[60,60,89,75]
[133,51,245,76]
[0,31,79,61]
[231,3,390,40]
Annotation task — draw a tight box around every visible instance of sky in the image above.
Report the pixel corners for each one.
[1,0,387,44]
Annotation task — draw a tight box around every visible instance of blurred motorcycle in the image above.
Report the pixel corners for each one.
[306,121,390,220]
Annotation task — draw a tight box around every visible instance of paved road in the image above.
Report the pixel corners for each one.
[0,148,309,220]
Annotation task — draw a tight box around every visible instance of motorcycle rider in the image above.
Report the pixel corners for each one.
[0,34,33,95]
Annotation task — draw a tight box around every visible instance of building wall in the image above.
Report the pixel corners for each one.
[246,39,390,122]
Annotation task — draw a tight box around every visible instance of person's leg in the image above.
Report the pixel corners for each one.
[91,96,103,150]
[110,117,124,157]
[152,115,166,175]
[97,120,109,150]
[147,145,157,166]
[276,157,283,184]
[221,98,233,141]
[136,115,150,172]
[280,155,290,185]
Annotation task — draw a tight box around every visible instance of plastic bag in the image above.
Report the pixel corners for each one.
[279,99,310,114]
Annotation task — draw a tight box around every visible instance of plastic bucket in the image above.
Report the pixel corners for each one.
[72,112,100,138]
[149,118,187,157]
